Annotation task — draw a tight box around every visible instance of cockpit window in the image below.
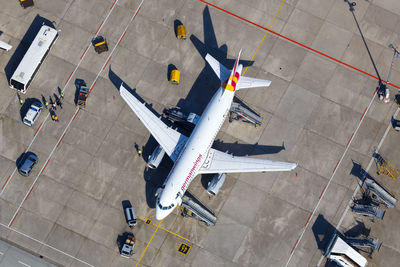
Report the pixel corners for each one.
[157,198,174,210]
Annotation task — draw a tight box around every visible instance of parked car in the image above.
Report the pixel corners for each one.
[23,101,43,126]
[17,152,38,176]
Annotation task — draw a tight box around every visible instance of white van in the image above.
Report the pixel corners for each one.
[124,207,137,227]
[23,101,43,126]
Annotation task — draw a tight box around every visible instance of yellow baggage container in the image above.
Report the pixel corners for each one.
[176,25,186,40]
[170,69,180,85]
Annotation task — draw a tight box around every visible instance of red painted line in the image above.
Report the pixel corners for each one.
[95,21,104,35]
[33,122,43,137]
[65,71,74,85]
[304,212,313,226]
[199,0,400,90]
[346,132,354,148]
[25,187,34,201]
[103,56,112,70]
[2,176,11,190]
[332,159,340,173]
[118,31,126,45]
[110,0,117,10]
[57,133,66,147]
[80,45,89,59]
[290,238,299,255]
[319,185,327,199]
[40,159,50,175]
[132,6,141,20]
[89,81,97,94]
[9,212,18,227]
[72,109,80,121]
[360,107,368,120]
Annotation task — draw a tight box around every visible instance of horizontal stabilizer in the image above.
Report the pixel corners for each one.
[236,76,271,90]
[205,53,230,83]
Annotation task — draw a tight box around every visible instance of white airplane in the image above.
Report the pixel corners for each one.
[0,40,12,51]
[120,49,297,220]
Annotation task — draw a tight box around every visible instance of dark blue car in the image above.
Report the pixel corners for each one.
[17,152,38,176]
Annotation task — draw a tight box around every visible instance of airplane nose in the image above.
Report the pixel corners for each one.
[155,207,168,220]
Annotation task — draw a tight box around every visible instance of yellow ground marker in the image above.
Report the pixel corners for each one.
[135,219,163,267]
[137,216,191,242]
[242,0,287,76]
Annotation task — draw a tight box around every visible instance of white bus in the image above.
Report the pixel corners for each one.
[9,25,58,94]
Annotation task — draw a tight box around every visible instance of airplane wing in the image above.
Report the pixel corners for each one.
[120,85,187,162]
[205,53,230,83]
[236,76,271,90]
[198,148,297,174]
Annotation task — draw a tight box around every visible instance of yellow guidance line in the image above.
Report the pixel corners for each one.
[136,219,163,267]
[137,216,191,242]
[242,0,287,76]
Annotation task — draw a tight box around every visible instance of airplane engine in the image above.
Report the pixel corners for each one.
[207,173,226,196]
[147,145,166,169]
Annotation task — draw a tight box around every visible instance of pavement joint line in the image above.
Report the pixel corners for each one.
[136,219,163,267]
[0,0,122,196]
[316,105,400,267]
[7,0,145,228]
[136,216,190,242]
[199,0,400,90]
[17,260,30,267]
[0,222,95,267]
[242,0,286,76]
[285,89,380,266]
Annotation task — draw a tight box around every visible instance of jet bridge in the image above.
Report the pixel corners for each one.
[351,203,385,222]
[363,177,397,208]
[229,102,262,127]
[344,236,382,252]
[181,193,216,226]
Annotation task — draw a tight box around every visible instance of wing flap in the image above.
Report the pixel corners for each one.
[120,85,187,162]
[236,76,271,90]
[199,148,297,174]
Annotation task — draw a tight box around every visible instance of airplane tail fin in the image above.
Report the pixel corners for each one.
[205,49,271,91]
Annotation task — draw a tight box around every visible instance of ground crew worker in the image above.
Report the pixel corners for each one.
[60,92,64,99]
[52,102,56,110]
[45,101,49,109]
[56,98,62,109]
[137,149,142,157]
[51,114,59,121]
[19,98,23,105]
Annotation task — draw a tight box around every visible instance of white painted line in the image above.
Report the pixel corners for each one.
[316,106,400,267]
[0,251,3,255]
[7,0,146,227]
[0,0,122,196]
[285,89,380,267]
[0,222,94,267]
[18,260,31,267]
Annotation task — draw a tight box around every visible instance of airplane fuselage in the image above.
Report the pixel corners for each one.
[155,86,235,219]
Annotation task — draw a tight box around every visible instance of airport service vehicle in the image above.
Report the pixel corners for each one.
[0,40,12,51]
[18,152,38,177]
[77,85,89,109]
[23,100,43,127]
[124,206,137,227]
[119,233,135,258]
[9,25,58,94]
[120,49,297,220]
